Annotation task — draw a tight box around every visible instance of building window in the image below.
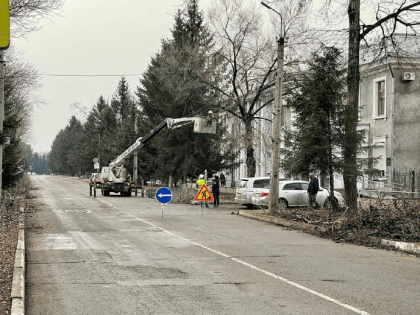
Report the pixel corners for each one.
[372,136,387,178]
[373,77,386,119]
[377,81,385,116]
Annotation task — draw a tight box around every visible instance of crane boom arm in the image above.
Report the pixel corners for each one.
[108,117,200,168]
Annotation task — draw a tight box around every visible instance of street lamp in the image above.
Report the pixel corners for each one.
[261,2,283,36]
[261,1,285,214]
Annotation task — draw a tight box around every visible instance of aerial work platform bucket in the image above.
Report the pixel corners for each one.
[193,117,217,134]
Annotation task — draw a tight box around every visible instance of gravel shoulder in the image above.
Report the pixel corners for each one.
[0,223,18,314]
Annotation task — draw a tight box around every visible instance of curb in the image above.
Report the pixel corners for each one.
[381,239,420,254]
[239,210,420,255]
[11,206,25,315]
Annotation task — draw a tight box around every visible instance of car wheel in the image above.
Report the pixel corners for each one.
[323,197,338,210]
[278,198,288,208]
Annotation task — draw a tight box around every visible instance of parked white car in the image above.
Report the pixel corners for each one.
[235,177,271,209]
[251,180,344,208]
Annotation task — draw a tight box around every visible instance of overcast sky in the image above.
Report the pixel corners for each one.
[13,0,214,154]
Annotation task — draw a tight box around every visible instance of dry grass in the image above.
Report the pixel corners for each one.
[265,196,420,247]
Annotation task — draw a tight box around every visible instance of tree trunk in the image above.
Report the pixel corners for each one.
[327,108,338,211]
[345,0,360,210]
[245,122,256,177]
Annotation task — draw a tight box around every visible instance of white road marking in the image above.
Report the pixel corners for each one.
[98,198,116,208]
[53,209,91,214]
[133,217,370,315]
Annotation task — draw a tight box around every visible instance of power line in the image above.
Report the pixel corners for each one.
[39,73,143,77]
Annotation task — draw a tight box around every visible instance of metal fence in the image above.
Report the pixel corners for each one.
[393,169,420,193]
[356,169,420,199]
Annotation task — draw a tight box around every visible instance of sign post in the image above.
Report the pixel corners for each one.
[156,187,172,217]
[0,0,9,197]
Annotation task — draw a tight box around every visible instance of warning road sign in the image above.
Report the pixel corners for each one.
[194,184,214,202]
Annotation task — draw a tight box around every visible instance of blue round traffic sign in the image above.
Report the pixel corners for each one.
[155,187,172,204]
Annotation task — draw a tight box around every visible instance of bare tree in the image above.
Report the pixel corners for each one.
[343,0,420,209]
[158,0,311,178]
[4,47,41,143]
[205,0,311,177]
[10,0,64,38]
[207,0,278,177]
[5,0,64,151]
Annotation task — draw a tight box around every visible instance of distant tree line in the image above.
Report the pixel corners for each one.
[26,152,50,175]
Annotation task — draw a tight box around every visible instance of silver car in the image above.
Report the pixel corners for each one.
[235,177,270,209]
[252,180,344,208]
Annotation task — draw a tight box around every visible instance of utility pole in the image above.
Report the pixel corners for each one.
[261,2,284,215]
[133,114,138,190]
[0,51,5,196]
[98,134,100,172]
[0,0,10,197]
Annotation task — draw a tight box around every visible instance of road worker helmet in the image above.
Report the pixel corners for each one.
[199,174,204,179]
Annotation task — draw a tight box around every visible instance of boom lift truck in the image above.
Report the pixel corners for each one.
[93,115,216,197]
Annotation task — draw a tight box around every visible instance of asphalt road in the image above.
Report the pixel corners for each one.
[25,175,420,315]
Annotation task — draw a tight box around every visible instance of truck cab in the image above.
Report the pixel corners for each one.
[100,166,132,196]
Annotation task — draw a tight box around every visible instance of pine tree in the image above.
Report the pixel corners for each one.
[80,95,113,174]
[49,129,67,174]
[283,46,347,207]
[48,116,84,176]
[111,77,132,125]
[2,84,25,188]
[136,0,231,185]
